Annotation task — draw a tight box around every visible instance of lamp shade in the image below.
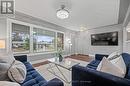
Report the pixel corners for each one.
[0,40,5,49]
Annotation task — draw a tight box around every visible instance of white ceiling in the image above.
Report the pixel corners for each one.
[15,0,120,31]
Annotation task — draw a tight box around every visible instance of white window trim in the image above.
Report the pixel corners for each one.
[7,18,65,55]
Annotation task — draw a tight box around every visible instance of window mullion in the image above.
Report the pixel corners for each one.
[30,26,33,53]
[56,32,57,51]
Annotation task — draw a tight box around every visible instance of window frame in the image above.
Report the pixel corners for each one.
[7,18,65,55]
[57,32,65,50]
[11,23,30,53]
[33,27,57,53]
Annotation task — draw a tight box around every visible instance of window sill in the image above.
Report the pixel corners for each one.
[28,51,57,56]
[13,51,57,56]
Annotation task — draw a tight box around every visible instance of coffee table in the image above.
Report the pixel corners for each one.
[47,58,79,83]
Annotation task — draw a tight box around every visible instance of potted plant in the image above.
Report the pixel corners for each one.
[56,48,63,62]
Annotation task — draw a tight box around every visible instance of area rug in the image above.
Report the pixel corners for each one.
[35,58,90,86]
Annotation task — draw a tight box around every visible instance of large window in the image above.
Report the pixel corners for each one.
[57,32,64,50]
[33,28,56,52]
[11,21,64,54]
[12,23,30,53]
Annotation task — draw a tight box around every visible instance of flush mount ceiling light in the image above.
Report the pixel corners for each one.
[56,5,69,19]
[80,26,87,32]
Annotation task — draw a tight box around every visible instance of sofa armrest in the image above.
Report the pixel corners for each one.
[14,55,27,62]
[95,54,108,61]
[72,65,130,86]
[45,78,64,86]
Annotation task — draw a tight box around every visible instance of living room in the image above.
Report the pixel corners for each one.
[0,0,130,86]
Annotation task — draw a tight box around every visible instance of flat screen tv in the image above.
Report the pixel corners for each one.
[91,31,118,46]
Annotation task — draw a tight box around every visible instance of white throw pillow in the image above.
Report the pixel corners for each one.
[96,57,103,70]
[109,55,126,75]
[97,57,125,78]
[0,81,20,86]
[8,60,27,83]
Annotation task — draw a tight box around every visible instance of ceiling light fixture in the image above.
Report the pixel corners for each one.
[80,26,87,32]
[126,28,130,32]
[56,5,69,19]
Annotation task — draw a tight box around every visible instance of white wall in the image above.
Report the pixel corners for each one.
[75,24,123,55]
[123,22,130,54]
[0,18,7,52]
[0,19,6,39]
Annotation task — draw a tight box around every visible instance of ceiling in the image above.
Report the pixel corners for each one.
[15,0,120,31]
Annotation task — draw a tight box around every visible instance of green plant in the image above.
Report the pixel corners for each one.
[56,48,63,62]
[23,38,29,50]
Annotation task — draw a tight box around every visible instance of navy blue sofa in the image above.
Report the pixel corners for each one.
[72,53,130,86]
[14,55,64,86]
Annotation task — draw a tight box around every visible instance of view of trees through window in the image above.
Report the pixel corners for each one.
[33,28,56,52]
[12,23,64,53]
[12,23,30,53]
[57,32,64,50]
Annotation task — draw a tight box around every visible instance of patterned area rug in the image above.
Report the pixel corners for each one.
[35,58,90,86]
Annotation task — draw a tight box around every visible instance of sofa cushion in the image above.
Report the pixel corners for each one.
[14,55,27,63]
[0,52,15,64]
[0,52,15,81]
[87,60,100,69]
[23,62,35,72]
[126,68,130,79]
[0,63,11,80]
[122,53,130,67]
[20,62,47,86]
[21,70,47,86]
[95,54,108,61]
[0,81,20,86]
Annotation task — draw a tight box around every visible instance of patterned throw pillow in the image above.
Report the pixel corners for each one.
[108,55,120,61]
[8,60,27,83]
[109,55,126,75]
[107,51,120,61]
[97,57,126,78]
[107,52,126,75]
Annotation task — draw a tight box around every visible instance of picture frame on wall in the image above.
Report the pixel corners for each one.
[91,31,118,46]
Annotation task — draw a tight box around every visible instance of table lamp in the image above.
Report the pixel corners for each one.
[0,39,5,49]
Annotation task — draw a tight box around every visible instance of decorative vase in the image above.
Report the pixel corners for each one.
[59,54,63,62]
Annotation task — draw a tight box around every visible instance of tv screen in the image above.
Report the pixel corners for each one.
[91,31,118,46]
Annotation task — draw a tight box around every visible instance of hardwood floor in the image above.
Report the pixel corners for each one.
[65,54,93,62]
[33,54,92,67]
[33,61,50,67]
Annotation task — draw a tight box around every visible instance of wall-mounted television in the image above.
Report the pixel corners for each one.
[91,31,118,46]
